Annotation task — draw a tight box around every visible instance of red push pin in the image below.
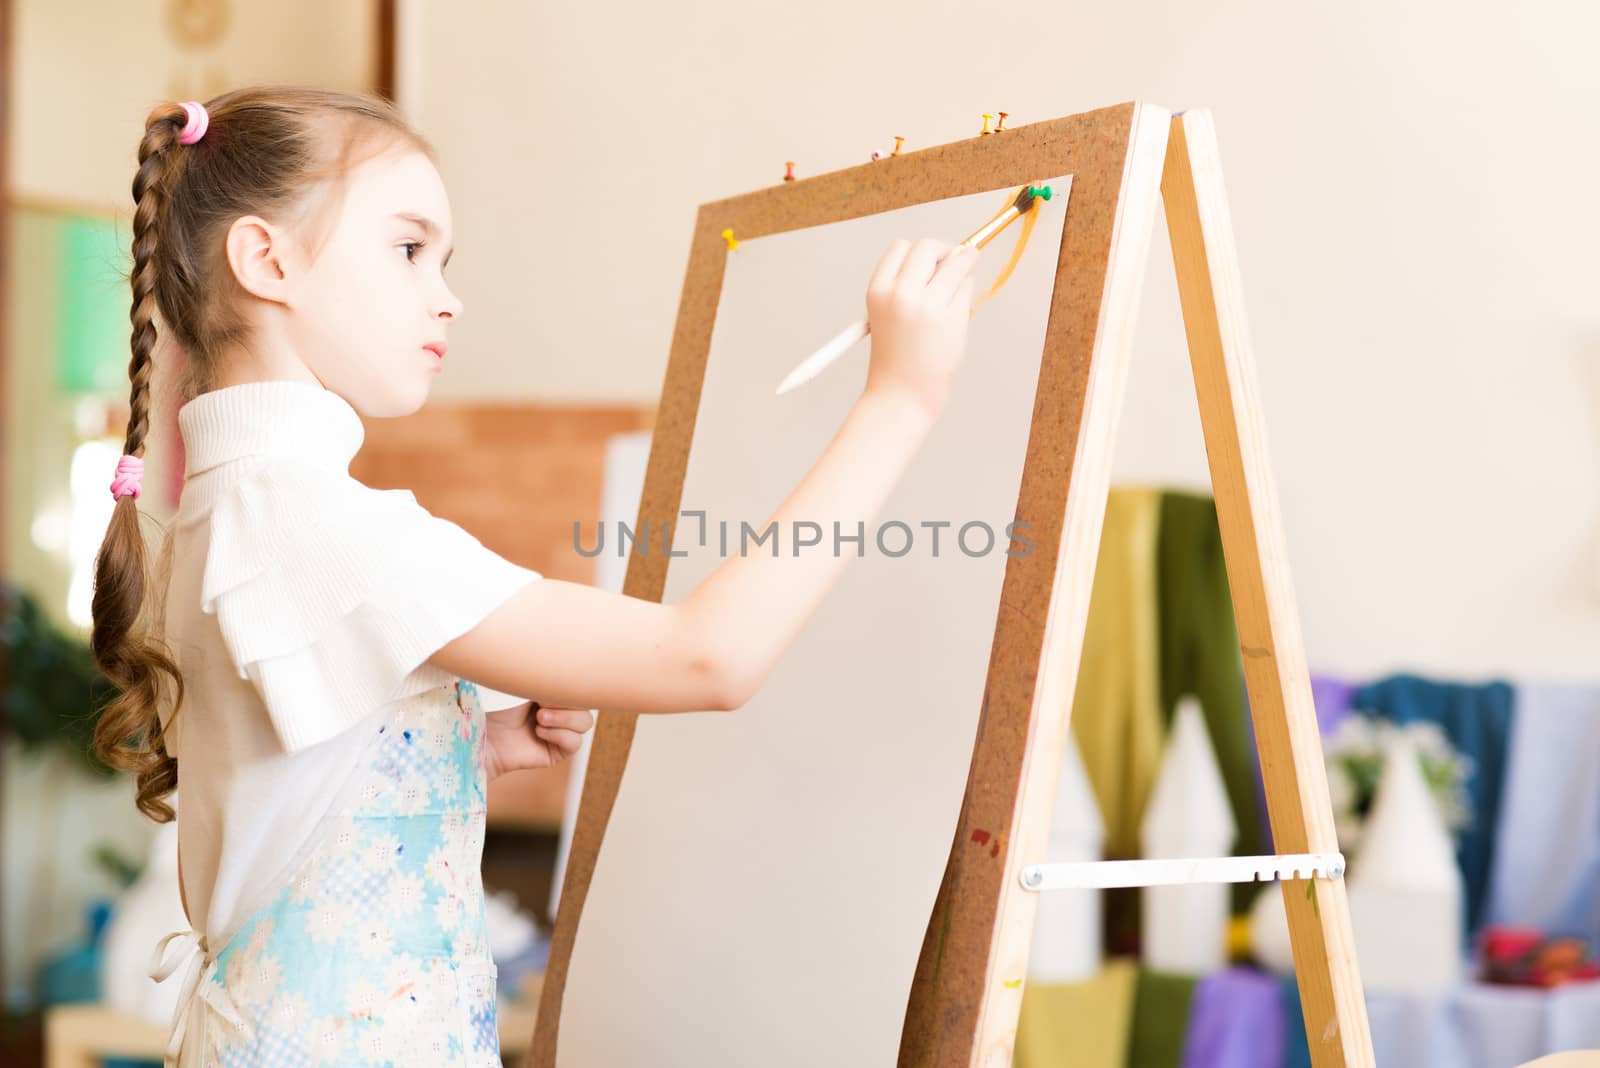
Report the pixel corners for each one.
[996,112,1008,132]
[783,161,796,182]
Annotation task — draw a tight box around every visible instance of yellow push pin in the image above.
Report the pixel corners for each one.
[980,113,994,135]
[721,228,739,251]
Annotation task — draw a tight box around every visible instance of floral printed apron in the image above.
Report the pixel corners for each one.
[148,679,501,1067]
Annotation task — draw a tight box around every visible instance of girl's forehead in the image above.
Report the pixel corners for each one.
[344,149,451,231]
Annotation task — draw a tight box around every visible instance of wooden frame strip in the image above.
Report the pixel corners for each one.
[1160,109,1373,1067]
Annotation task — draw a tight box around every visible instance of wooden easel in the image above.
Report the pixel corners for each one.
[531,103,1375,1068]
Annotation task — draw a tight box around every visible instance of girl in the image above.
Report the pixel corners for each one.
[90,85,977,1067]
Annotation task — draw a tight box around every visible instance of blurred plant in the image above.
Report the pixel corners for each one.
[90,842,146,889]
[0,580,117,778]
[1324,711,1473,853]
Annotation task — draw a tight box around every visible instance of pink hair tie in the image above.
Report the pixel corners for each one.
[178,101,209,145]
[109,454,145,500]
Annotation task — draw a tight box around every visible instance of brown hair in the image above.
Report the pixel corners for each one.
[91,86,433,822]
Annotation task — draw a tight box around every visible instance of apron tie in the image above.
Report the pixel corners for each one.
[148,927,252,1065]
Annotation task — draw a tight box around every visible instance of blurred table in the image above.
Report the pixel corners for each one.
[45,975,543,1067]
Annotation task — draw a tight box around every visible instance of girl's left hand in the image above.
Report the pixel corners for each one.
[484,701,595,781]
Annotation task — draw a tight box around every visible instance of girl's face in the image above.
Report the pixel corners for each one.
[285,146,463,416]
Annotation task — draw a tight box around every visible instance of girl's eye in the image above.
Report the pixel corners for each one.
[401,240,425,262]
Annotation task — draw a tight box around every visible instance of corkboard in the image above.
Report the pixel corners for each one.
[531,101,1169,1065]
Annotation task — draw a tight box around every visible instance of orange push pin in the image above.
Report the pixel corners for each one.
[980,113,994,135]
[783,161,796,182]
[892,135,905,156]
[996,112,1009,132]
[721,228,739,251]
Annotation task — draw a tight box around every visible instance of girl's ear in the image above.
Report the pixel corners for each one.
[225,215,295,305]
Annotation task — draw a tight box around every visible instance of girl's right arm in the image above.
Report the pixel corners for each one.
[428,237,981,715]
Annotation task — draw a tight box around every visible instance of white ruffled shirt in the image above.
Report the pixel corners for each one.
[155,380,541,940]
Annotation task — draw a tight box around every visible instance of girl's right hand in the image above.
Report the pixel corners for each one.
[863,238,981,421]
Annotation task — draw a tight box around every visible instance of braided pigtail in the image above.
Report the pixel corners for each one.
[89,102,198,823]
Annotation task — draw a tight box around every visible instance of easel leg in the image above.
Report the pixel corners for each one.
[1161,109,1376,1068]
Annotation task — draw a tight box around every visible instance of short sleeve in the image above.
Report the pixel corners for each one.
[199,460,542,752]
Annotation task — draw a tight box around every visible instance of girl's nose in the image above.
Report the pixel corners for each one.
[437,288,464,320]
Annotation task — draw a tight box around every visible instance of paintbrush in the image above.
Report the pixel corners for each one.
[774,182,1054,396]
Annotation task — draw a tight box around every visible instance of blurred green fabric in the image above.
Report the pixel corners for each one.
[1156,491,1264,914]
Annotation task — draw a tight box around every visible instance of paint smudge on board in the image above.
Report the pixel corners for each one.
[969,828,1004,859]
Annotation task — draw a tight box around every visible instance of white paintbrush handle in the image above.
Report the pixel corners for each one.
[775,318,871,395]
